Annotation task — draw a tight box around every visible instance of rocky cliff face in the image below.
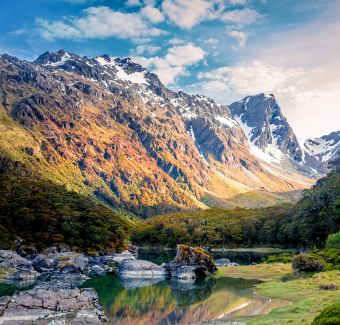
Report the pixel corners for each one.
[228,94,340,175]
[0,50,324,218]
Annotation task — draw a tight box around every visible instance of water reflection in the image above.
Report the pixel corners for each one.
[80,275,277,325]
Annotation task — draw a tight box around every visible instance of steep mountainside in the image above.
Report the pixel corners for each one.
[228,94,340,175]
[301,132,340,174]
[0,50,323,218]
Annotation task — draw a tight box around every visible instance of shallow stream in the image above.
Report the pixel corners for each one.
[0,249,290,325]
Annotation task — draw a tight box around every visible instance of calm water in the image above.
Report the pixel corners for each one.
[138,248,273,265]
[0,250,289,325]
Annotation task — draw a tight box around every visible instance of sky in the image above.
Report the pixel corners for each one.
[1,0,340,140]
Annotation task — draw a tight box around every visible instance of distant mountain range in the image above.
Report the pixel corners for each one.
[0,49,338,218]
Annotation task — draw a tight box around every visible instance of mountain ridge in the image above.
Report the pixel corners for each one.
[0,49,337,218]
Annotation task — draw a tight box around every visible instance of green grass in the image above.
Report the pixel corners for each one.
[216,263,340,325]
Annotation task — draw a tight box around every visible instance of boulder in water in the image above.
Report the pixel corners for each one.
[112,250,135,263]
[117,259,167,277]
[0,250,30,271]
[167,245,217,279]
[215,258,239,267]
[0,280,107,323]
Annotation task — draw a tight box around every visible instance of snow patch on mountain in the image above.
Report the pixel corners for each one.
[215,116,238,128]
[96,57,149,85]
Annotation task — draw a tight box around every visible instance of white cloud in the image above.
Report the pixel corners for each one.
[204,38,219,44]
[36,19,82,40]
[140,5,165,23]
[168,38,187,44]
[36,6,167,41]
[199,60,305,95]
[125,0,142,6]
[221,8,260,26]
[162,0,215,29]
[229,0,248,5]
[131,45,161,55]
[133,44,206,85]
[57,0,102,3]
[228,30,247,47]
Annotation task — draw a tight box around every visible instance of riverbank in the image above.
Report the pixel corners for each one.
[215,263,340,324]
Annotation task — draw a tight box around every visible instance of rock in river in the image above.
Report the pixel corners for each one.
[0,250,30,271]
[214,258,239,267]
[167,245,218,279]
[0,280,107,323]
[111,250,135,264]
[117,259,167,277]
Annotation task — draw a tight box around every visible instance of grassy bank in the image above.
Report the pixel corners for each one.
[216,263,340,324]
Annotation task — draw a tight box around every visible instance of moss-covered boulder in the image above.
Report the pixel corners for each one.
[168,245,217,279]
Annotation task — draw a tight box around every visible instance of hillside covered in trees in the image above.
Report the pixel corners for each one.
[131,156,340,248]
[0,171,131,252]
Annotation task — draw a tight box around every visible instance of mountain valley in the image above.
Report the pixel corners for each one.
[0,49,339,219]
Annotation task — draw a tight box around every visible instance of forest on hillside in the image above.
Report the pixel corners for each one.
[0,170,131,252]
[131,156,340,248]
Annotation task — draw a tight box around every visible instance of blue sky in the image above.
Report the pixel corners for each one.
[1,0,340,139]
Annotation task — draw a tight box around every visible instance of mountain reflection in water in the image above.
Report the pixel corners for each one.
[80,274,289,325]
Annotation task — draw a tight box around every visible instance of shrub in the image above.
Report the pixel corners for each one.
[326,231,340,249]
[264,253,294,263]
[292,253,326,271]
[312,302,340,325]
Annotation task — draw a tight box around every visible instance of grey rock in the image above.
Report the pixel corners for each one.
[215,258,231,266]
[127,244,138,256]
[170,265,196,279]
[250,262,257,265]
[6,269,39,281]
[0,250,30,271]
[112,250,135,264]
[215,258,239,267]
[1,280,107,323]
[53,252,90,273]
[0,296,10,315]
[32,255,54,272]
[117,259,167,277]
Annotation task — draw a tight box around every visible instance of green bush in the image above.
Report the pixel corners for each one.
[266,253,293,263]
[326,231,340,249]
[312,302,340,325]
[292,253,326,271]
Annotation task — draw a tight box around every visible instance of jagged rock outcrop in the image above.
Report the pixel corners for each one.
[166,245,217,279]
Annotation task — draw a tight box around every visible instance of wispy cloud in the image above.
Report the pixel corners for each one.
[221,8,260,27]
[204,38,219,44]
[228,31,247,47]
[130,45,161,55]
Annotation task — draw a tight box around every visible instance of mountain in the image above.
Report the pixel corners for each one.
[0,49,335,218]
[301,132,340,174]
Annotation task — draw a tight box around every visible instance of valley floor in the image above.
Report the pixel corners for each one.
[213,263,340,325]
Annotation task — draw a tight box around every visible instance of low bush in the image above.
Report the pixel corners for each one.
[312,302,340,325]
[292,253,326,271]
[266,253,294,263]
